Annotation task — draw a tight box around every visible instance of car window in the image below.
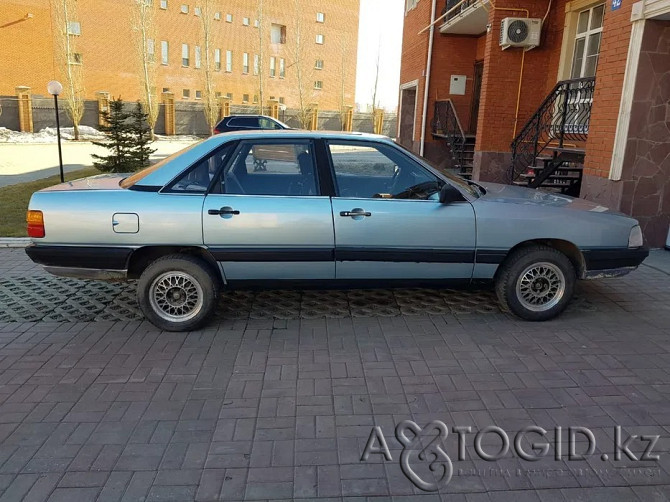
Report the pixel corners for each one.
[219,141,318,196]
[228,117,259,128]
[328,142,442,200]
[120,141,202,188]
[164,145,233,193]
[259,118,280,129]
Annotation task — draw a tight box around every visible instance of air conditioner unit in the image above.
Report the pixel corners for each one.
[499,17,542,50]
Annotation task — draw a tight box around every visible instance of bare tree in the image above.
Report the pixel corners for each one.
[339,36,348,131]
[199,0,219,135]
[51,0,85,140]
[131,0,159,140]
[292,0,315,129]
[256,0,265,114]
[371,39,381,114]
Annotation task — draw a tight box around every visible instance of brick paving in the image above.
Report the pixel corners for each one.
[0,248,668,500]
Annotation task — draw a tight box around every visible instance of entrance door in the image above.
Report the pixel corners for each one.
[469,61,484,134]
[398,86,417,149]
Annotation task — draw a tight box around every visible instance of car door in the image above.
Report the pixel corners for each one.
[202,139,335,281]
[327,140,476,280]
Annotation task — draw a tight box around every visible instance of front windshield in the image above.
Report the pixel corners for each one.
[120,141,202,188]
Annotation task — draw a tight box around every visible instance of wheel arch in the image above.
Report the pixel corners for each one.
[495,239,586,280]
[127,246,222,282]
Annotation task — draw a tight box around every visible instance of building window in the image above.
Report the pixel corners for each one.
[271,24,286,44]
[195,90,202,100]
[69,53,82,65]
[269,57,276,77]
[226,13,233,22]
[195,46,201,69]
[316,12,325,23]
[194,6,201,16]
[279,58,285,78]
[214,11,221,20]
[254,19,259,28]
[67,21,81,36]
[279,97,285,104]
[316,34,324,44]
[215,48,221,71]
[253,94,259,103]
[253,54,259,75]
[161,40,168,65]
[315,59,324,70]
[162,87,170,93]
[160,0,167,9]
[215,91,222,98]
[243,17,250,26]
[226,92,233,100]
[180,4,188,14]
[570,4,604,79]
[405,0,419,13]
[182,43,189,66]
[243,52,249,74]
[147,39,155,62]
[182,89,190,99]
[243,93,249,103]
[226,50,232,72]
[314,80,323,90]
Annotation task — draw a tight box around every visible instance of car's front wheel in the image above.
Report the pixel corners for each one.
[495,245,575,321]
[137,254,220,331]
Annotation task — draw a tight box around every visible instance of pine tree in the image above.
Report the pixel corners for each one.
[128,101,156,169]
[92,98,136,172]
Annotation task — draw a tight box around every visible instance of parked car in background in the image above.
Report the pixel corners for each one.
[213,115,290,134]
[25,131,648,331]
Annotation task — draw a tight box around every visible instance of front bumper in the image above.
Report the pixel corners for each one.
[582,247,649,279]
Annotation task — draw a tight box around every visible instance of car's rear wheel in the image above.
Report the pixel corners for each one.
[495,245,575,321]
[137,254,219,331]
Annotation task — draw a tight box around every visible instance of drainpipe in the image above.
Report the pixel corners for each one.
[419,0,437,157]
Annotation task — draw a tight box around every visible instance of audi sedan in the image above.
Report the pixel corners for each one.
[25,131,648,331]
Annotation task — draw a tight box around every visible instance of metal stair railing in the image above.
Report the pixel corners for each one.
[431,99,466,171]
[509,76,595,183]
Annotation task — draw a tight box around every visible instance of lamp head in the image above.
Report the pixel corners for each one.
[47,80,63,96]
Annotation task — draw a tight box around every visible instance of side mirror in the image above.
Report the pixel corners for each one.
[439,183,464,204]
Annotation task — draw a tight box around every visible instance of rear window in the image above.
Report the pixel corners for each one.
[120,141,201,188]
[228,117,260,128]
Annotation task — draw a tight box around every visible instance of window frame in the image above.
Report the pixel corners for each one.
[160,0,168,9]
[180,4,188,14]
[226,50,233,72]
[570,3,605,79]
[161,142,237,195]
[182,43,189,67]
[316,12,325,23]
[161,40,169,65]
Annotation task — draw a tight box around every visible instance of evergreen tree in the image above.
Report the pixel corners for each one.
[91,98,136,172]
[128,101,156,169]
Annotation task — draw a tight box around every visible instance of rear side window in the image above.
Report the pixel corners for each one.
[259,117,281,129]
[228,117,260,128]
[164,144,233,193]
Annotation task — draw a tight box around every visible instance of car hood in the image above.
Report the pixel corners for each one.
[40,173,128,192]
[476,181,627,216]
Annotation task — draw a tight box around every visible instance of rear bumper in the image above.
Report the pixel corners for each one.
[25,245,132,280]
[582,247,649,279]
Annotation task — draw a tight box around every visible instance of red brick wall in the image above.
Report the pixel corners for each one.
[583,1,634,178]
[398,0,432,146]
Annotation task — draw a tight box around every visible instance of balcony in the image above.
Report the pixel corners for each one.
[439,0,490,35]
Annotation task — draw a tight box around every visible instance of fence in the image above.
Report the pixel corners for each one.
[0,95,397,138]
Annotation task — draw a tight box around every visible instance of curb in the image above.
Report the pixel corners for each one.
[0,238,30,248]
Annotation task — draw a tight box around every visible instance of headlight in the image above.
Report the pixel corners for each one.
[628,225,643,248]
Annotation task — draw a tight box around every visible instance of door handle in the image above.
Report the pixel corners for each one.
[208,206,240,215]
[340,208,371,217]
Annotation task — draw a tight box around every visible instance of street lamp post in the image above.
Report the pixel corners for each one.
[47,80,65,183]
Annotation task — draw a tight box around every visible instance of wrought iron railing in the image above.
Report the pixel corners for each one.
[431,99,466,169]
[510,76,595,182]
[441,0,478,20]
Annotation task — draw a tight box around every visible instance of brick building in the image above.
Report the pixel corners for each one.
[398,0,670,246]
[0,0,359,112]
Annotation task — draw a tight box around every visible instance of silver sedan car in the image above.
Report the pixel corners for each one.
[25,131,648,331]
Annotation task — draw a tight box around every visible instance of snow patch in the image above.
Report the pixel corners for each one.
[0,126,105,143]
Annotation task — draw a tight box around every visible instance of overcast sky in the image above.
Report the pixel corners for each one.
[355,0,405,112]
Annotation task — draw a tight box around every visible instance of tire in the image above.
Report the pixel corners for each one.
[495,245,576,321]
[137,254,220,331]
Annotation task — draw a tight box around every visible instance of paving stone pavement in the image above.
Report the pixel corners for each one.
[0,248,669,501]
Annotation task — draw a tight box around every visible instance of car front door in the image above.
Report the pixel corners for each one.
[327,141,476,280]
[202,139,334,281]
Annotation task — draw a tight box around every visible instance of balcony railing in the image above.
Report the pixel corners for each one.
[439,0,489,35]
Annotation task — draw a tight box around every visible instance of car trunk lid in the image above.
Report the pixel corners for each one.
[39,173,128,192]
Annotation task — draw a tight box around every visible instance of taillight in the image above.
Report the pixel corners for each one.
[26,210,45,238]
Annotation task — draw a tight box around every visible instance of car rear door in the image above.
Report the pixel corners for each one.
[202,138,335,281]
[327,140,476,280]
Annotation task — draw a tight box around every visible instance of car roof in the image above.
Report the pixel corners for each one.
[132,130,394,187]
[222,114,275,120]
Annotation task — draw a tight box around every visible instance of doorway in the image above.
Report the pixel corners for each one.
[469,60,484,134]
[398,84,417,149]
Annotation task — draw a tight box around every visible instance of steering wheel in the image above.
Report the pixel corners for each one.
[225,170,246,195]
